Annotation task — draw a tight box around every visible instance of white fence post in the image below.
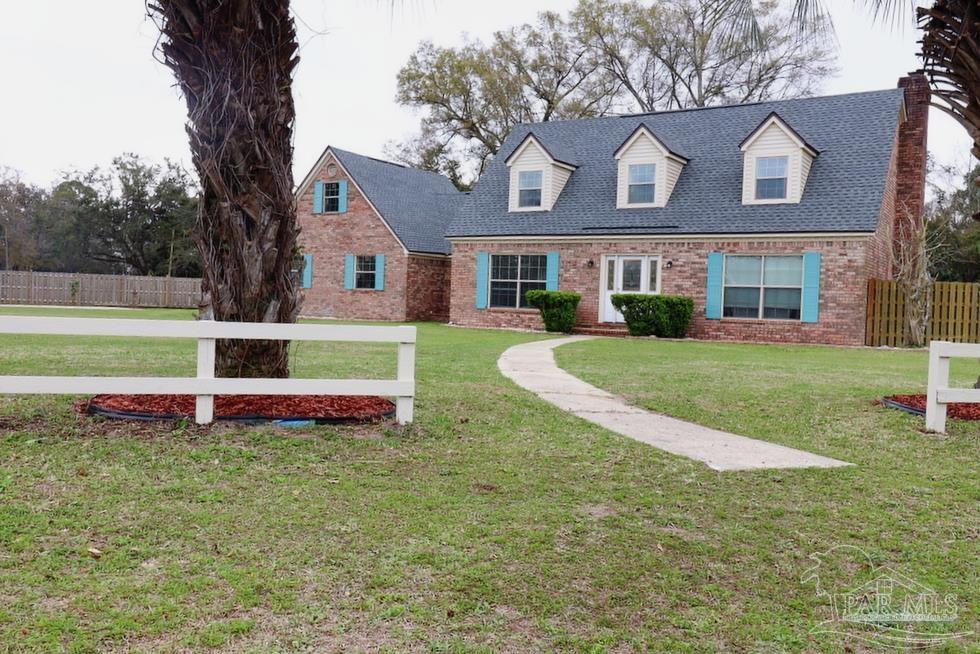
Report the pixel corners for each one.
[925,342,950,433]
[196,333,216,425]
[396,334,416,424]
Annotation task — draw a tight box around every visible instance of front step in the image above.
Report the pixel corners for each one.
[574,324,630,337]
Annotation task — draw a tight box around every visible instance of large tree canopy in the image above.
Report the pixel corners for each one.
[394,9,620,180]
[574,0,836,112]
[60,155,199,277]
[392,0,835,183]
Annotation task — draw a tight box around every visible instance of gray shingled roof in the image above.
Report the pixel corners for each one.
[332,148,460,254]
[449,89,906,238]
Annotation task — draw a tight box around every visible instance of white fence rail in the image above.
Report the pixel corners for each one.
[926,340,980,433]
[0,317,416,425]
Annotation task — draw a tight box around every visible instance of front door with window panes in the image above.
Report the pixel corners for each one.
[601,255,661,323]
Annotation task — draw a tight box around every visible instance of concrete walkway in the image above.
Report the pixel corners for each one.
[497,336,852,472]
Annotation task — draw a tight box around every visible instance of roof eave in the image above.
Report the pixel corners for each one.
[739,111,821,156]
[503,132,579,170]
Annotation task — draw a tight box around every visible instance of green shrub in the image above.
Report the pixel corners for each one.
[525,290,582,333]
[610,294,694,337]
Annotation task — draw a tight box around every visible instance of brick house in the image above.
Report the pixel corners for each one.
[295,147,458,321]
[297,75,928,346]
[447,75,929,346]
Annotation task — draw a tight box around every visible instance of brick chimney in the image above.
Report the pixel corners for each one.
[895,73,930,241]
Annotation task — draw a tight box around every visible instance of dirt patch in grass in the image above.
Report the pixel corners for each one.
[580,503,617,519]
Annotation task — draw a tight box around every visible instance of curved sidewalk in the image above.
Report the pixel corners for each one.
[497,336,851,472]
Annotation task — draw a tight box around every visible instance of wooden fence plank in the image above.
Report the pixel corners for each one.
[867,278,980,347]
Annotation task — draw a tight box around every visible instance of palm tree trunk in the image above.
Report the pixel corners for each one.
[148,0,302,377]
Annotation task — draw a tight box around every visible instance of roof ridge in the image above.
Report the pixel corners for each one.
[511,88,903,128]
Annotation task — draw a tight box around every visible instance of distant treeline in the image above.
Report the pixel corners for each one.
[0,154,200,277]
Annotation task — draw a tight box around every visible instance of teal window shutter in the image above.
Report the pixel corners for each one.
[374,254,385,290]
[344,253,355,290]
[313,181,325,214]
[301,253,313,289]
[801,252,821,323]
[546,251,560,290]
[705,252,724,319]
[475,251,489,309]
[338,180,349,213]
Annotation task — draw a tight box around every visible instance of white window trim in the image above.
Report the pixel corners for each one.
[323,181,341,213]
[488,253,548,309]
[626,163,657,207]
[354,255,377,290]
[517,170,545,209]
[722,254,804,321]
[754,156,789,201]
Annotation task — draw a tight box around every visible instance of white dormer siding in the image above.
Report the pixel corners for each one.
[505,135,576,212]
[740,115,818,205]
[614,126,687,209]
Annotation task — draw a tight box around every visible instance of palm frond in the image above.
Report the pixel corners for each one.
[862,0,914,29]
[708,0,763,46]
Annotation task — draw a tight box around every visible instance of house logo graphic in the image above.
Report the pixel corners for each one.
[801,545,973,649]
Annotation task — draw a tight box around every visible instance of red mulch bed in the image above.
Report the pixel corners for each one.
[78,394,395,423]
[884,394,980,420]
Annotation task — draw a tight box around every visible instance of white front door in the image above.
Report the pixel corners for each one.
[601,255,661,323]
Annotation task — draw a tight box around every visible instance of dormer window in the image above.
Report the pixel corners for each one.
[628,164,656,204]
[505,133,578,212]
[740,113,818,205]
[614,125,688,209]
[518,170,543,208]
[755,156,788,200]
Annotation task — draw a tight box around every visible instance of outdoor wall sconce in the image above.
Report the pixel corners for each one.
[665,260,673,269]
[587,259,595,268]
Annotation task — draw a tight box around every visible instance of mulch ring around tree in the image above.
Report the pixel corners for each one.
[76,394,395,424]
[882,394,980,421]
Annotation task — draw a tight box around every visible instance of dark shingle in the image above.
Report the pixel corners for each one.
[332,148,460,254]
[449,89,905,238]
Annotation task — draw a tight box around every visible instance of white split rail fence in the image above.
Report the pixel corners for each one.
[0,317,416,424]
[925,340,980,433]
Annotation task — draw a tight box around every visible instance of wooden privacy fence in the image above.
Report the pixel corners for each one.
[0,317,417,424]
[865,279,980,346]
[0,270,201,308]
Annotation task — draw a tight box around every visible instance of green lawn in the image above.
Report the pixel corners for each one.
[0,307,977,652]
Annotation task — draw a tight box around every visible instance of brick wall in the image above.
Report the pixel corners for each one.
[866,126,900,280]
[450,238,873,345]
[297,153,409,321]
[406,255,451,321]
[895,74,930,246]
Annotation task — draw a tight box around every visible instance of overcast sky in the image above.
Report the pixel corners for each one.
[0,0,972,187]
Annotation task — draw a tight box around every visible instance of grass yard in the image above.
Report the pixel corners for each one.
[0,307,977,652]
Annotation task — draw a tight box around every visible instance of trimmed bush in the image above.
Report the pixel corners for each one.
[610,294,694,338]
[525,290,582,333]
